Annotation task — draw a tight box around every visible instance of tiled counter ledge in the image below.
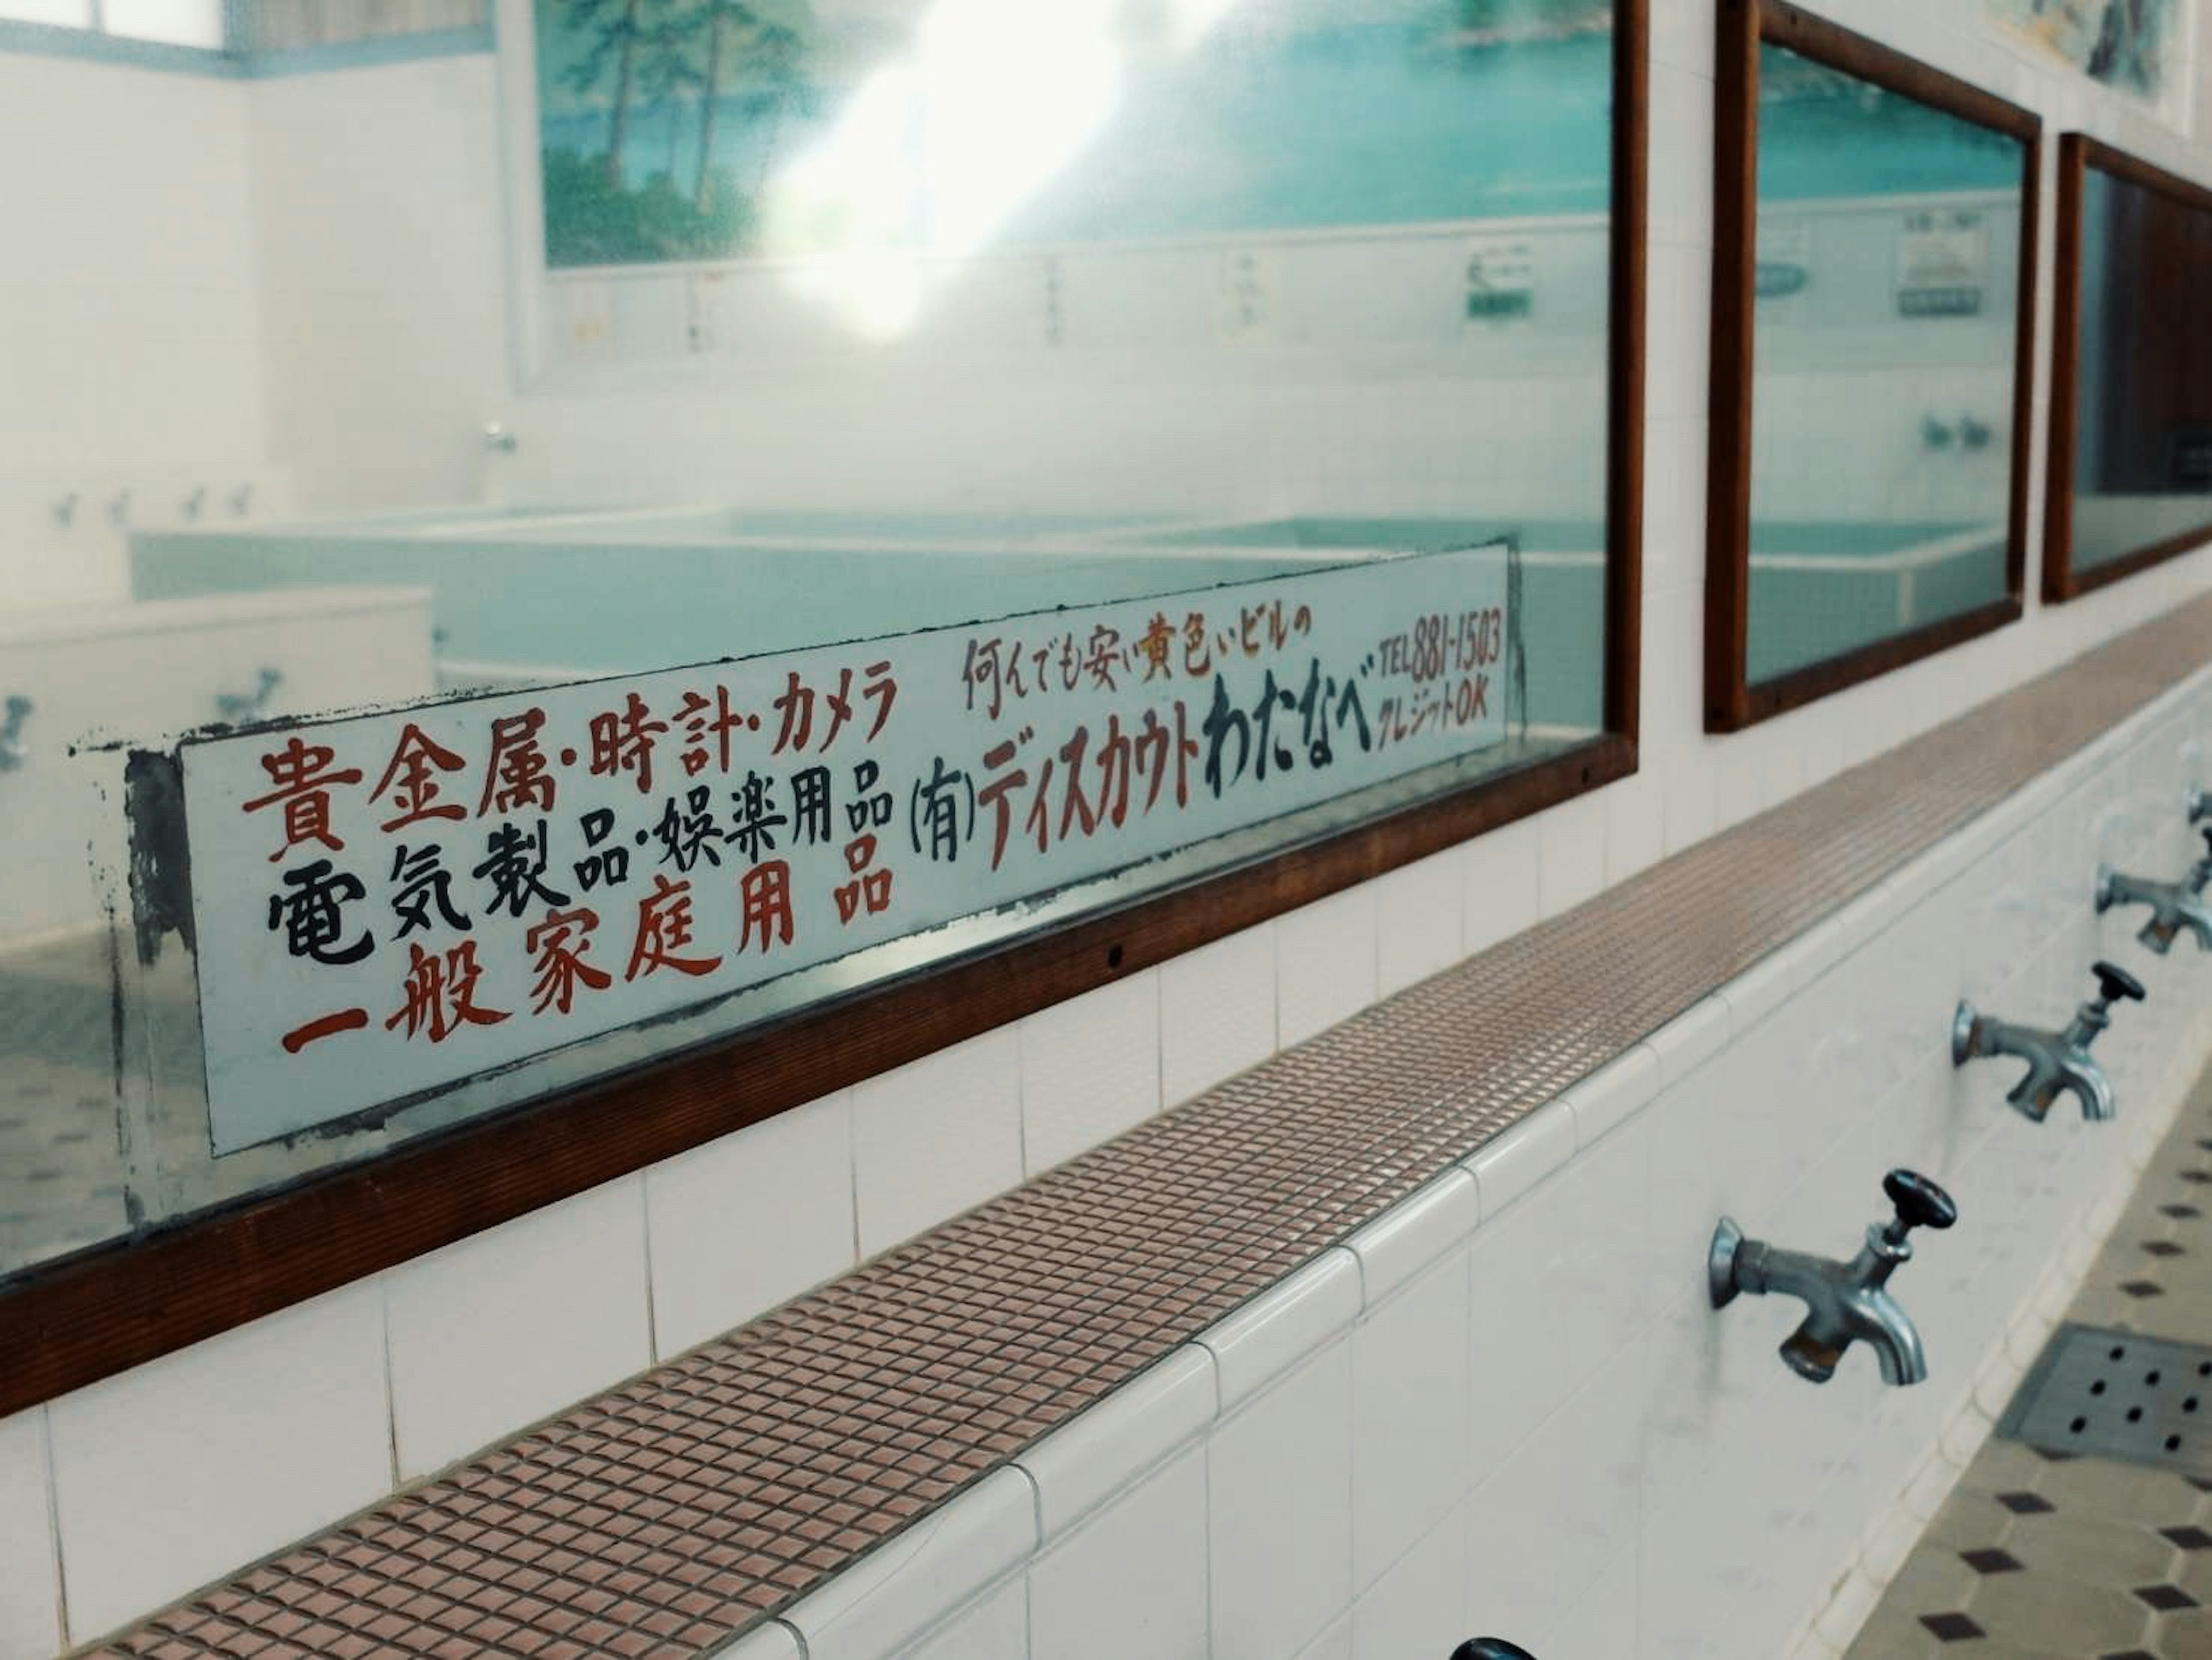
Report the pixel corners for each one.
[89,591,2212,1659]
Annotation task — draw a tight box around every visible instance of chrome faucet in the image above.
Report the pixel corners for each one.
[2190,785,2212,830]
[484,421,520,454]
[1709,1169,1957,1387]
[181,485,207,521]
[51,491,78,528]
[1952,959,2144,1123]
[2097,841,2212,952]
[1958,413,1993,451]
[214,667,283,727]
[0,697,32,772]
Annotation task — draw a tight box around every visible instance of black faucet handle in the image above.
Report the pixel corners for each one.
[1884,1168,1958,1234]
[2092,960,2147,1004]
[2198,825,2212,859]
[1451,1643,1538,1660]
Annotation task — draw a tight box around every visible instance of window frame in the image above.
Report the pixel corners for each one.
[2043,134,2212,603]
[1702,0,2040,733]
[0,0,1649,1420]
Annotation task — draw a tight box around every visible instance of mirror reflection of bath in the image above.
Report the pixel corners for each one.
[2,0,1634,1281]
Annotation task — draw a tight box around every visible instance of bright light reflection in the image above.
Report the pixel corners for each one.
[769,0,1241,338]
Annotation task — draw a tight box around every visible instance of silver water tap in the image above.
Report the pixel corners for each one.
[214,667,283,727]
[2188,784,2212,827]
[1710,1169,1956,1386]
[2097,840,2212,952]
[0,697,33,772]
[1921,414,1955,451]
[483,421,519,454]
[107,488,131,527]
[229,483,254,518]
[51,492,78,528]
[181,485,207,521]
[1958,413,1993,451]
[1952,959,2145,1123]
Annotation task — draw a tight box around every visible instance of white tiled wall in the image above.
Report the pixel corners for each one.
[726,665,2212,1660]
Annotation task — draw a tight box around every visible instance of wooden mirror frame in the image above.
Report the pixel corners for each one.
[1705,0,2039,732]
[2044,134,2212,603]
[0,0,1650,1419]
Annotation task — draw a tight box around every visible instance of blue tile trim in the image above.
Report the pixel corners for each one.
[0,17,236,75]
[238,25,495,78]
[0,18,492,78]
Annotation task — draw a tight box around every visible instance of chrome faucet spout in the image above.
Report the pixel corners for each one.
[1954,962,2141,1124]
[1709,1172,1953,1387]
[2098,862,2212,954]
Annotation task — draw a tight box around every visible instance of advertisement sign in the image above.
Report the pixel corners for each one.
[182,547,1516,1150]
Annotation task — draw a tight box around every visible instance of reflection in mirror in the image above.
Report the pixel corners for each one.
[2067,155,2212,580]
[3,0,1631,1286]
[1736,35,2030,693]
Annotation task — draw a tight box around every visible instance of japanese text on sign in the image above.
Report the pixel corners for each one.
[181,545,1516,1151]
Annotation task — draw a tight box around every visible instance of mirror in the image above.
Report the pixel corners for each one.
[1707,7,2036,728]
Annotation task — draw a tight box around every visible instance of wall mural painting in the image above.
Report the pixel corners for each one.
[1984,0,2188,108]
[533,0,1616,269]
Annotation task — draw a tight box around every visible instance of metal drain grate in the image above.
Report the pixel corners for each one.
[2001,1324,2212,1477]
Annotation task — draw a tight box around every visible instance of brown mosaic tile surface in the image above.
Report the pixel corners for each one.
[94,593,2212,1657]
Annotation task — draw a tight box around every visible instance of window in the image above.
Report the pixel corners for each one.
[1703,0,2037,731]
[2044,135,2212,600]
[0,0,223,46]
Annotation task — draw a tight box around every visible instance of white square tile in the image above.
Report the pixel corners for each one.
[1351,1500,1469,1660]
[1537,796,1608,918]
[1464,816,1543,956]
[1346,1169,1480,1307]
[898,1579,1027,1660]
[0,1409,59,1660]
[787,1468,1038,1660]
[851,1028,1023,1257]
[1159,922,1276,1106]
[1463,1102,1574,1217]
[645,1091,855,1359]
[1536,1540,1637,1658]
[1029,1448,1207,1660]
[1294,1613,1354,1660]
[1019,973,1162,1174]
[1604,774,1667,886]
[1199,1249,1362,1411]
[1209,1341,1355,1660]
[1463,1200,1573,1494]
[1645,995,1732,1086]
[386,1177,650,1479]
[1020,1346,1217,1540]
[49,1284,391,1643]
[1662,751,1719,855]
[715,1620,804,1659]
[1564,1043,1662,1149]
[1648,64,1716,251]
[1463,1349,1644,1647]
[1376,849,1465,997]
[1279,887,1380,1047]
[1351,1253,1473,1591]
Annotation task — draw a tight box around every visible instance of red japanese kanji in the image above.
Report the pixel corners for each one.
[625,874,722,981]
[1137,614,1175,682]
[480,708,556,816]
[831,834,893,924]
[384,940,510,1042]
[525,905,611,1015]
[241,736,363,863]
[369,723,468,833]
[589,692,668,795]
[673,686,744,777]
[738,860,794,954]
